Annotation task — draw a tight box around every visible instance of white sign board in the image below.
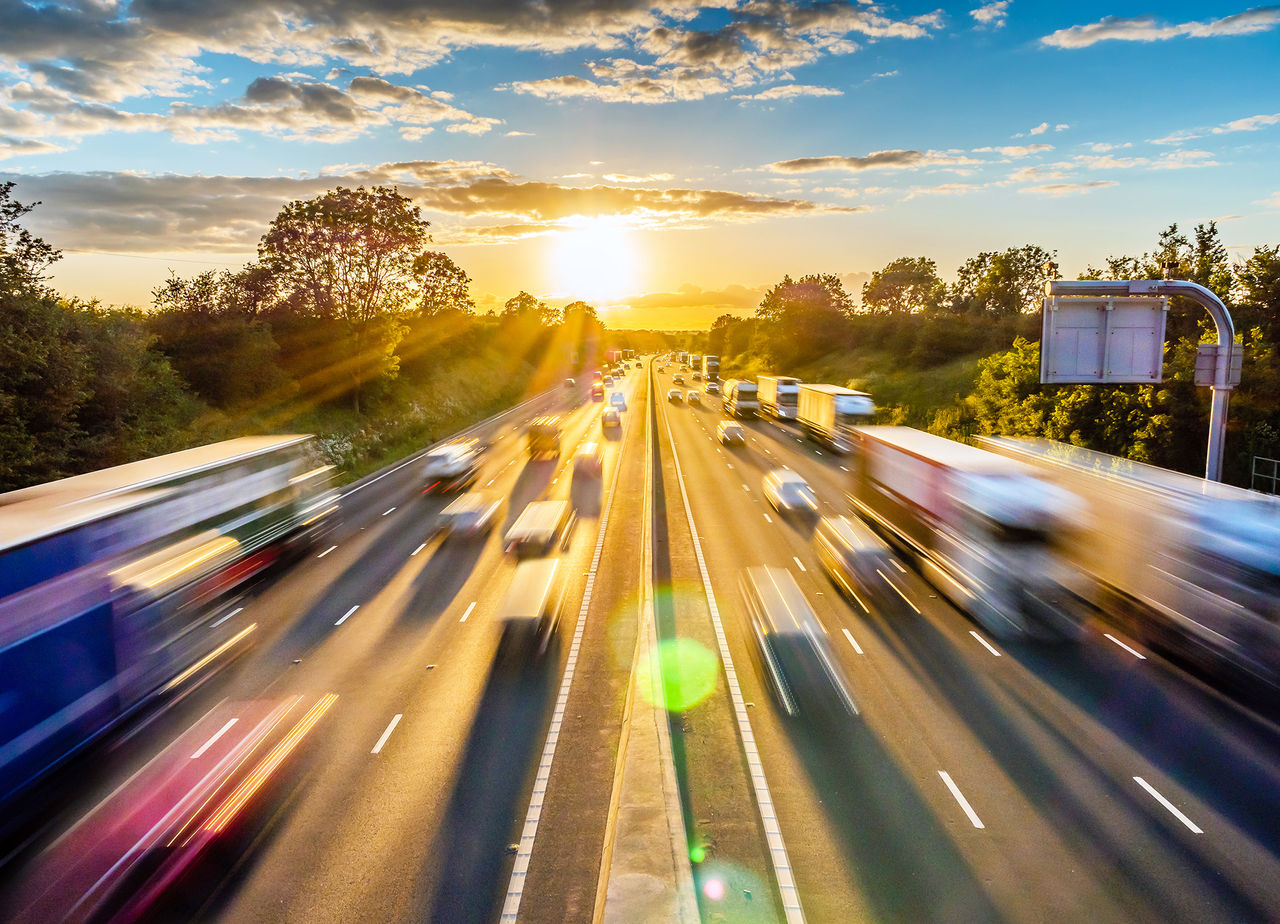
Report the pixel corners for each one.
[1040,296,1166,384]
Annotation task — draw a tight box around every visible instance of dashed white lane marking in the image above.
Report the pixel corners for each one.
[412,542,426,556]
[191,719,238,759]
[371,714,403,755]
[839,465,849,472]
[382,506,396,516]
[969,631,1002,657]
[1105,633,1147,659]
[1134,777,1202,833]
[486,478,496,486]
[793,556,807,573]
[742,483,751,492]
[842,628,864,655]
[890,559,906,574]
[662,400,806,924]
[460,601,477,623]
[877,569,921,614]
[763,513,773,523]
[317,545,338,559]
[211,606,243,628]
[335,605,359,626]
[939,771,985,828]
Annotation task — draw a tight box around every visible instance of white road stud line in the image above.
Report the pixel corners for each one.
[1133,777,1203,834]
[335,605,359,626]
[371,714,403,755]
[500,382,632,924]
[662,404,807,924]
[939,771,985,829]
[842,628,864,655]
[1105,634,1147,659]
[969,631,1002,657]
[210,606,243,628]
[191,719,238,759]
[317,545,338,559]
[460,601,477,623]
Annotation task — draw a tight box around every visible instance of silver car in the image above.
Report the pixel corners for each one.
[435,492,502,539]
[762,469,819,516]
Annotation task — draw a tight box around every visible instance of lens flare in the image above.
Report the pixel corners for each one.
[637,637,719,712]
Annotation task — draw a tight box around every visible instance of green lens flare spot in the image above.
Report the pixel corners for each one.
[638,637,718,712]
[690,844,706,864]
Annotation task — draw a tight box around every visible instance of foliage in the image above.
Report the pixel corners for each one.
[755,273,854,367]
[951,244,1055,315]
[412,251,475,317]
[861,256,946,315]
[0,182,61,301]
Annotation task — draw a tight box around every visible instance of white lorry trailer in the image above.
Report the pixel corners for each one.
[849,426,1081,639]
[758,375,800,421]
[979,436,1280,688]
[797,384,875,452]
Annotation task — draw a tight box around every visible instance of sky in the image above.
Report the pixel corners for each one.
[1,1,1278,329]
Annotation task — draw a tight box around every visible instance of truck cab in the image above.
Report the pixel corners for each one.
[526,416,562,459]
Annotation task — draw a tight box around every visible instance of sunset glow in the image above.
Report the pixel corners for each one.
[550,219,640,304]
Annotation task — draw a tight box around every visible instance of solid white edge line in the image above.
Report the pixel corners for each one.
[371,714,403,755]
[842,628,864,655]
[210,606,243,629]
[1134,777,1203,833]
[500,378,632,924]
[661,398,807,924]
[317,545,337,559]
[191,718,238,759]
[939,771,985,829]
[1105,633,1148,659]
[335,605,359,626]
[968,630,1002,657]
[461,601,477,623]
[792,556,807,573]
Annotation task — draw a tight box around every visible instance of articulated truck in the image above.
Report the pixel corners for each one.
[797,384,875,452]
[758,375,800,420]
[849,426,1081,639]
[980,437,1280,688]
[701,355,720,383]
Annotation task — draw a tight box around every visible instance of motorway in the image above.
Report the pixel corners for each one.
[5,358,1280,922]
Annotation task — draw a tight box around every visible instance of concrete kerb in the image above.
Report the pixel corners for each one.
[597,362,699,924]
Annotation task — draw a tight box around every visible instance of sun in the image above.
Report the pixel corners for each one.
[550,218,639,303]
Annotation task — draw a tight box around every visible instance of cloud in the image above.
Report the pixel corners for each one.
[768,150,981,173]
[904,182,984,199]
[2,160,862,254]
[1084,141,1132,152]
[0,135,67,161]
[1042,6,1280,49]
[971,2,1011,28]
[973,144,1053,158]
[733,84,843,101]
[1019,180,1117,196]
[505,130,534,137]
[1029,121,1049,135]
[605,283,768,329]
[1213,112,1280,134]
[602,172,675,182]
[1074,150,1219,170]
[1257,191,1280,208]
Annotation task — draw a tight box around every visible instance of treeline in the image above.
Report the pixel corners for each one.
[698,224,1280,486]
[0,183,635,491]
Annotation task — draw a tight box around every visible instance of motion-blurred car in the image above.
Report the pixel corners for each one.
[504,500,575,557]
[609,392,627,412]
[705,380,720,394]
[436,492,502,540]
[573,441,604,478]
[563,377,576,389]
[658,365,667,373]
[763,469,819,517]
[603,375,614,387]
[687,390,700,405]
[717,421,746,446]
[602,407,622,431]
[591,383,604,401]
[813,515,894,606]
[673,373,685,385]
[692,371,702,382]
[740,567,857,718]
[498,558,564,660]
[667,389,684,404]
[420,439,485,495]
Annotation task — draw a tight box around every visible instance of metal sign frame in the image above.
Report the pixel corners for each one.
[1041,296,1167,384]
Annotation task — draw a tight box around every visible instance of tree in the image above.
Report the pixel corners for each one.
[258,186,429,413]
[502,290,559,327]
[862,257,946,315]
[0,182,61,300]
[951,244,1055,316]
[755,273,854,366]
[412,251,475,317]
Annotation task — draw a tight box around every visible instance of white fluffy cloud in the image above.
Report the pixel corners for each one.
[970,2,1011,29]
[1042,6,1280,48]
